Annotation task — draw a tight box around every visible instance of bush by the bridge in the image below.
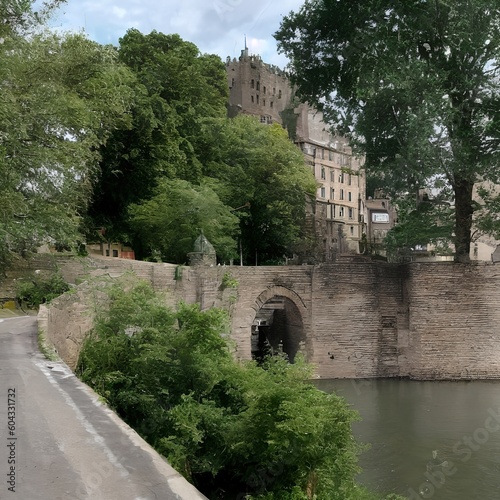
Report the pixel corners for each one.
[16,272,70,309]
[76,281,403,500]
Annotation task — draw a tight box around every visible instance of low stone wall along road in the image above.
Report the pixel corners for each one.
[0,316,207,500]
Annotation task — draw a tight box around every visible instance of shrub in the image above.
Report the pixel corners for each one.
[77,281,398,500]
[16,272,70,309]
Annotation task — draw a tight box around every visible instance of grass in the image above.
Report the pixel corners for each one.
[0,308,22,318]
[37,329,60,361]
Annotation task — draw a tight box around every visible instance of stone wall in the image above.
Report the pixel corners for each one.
[38,257,200,370]
[38,283,99,371]
[306,257,406,378]
[405,262,500,380]
[28,255,500,380]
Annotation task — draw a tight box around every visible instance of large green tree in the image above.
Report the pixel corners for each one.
[0,4,135,269]
[87,29,229,242]
[276,0,500,262]
[128,179,239,263]
[201,116,318,264]
[126,115,317,265]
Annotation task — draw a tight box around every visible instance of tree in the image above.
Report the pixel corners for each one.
[0,27,136,270]
[276,0,500,262]
[201,115,318,264]
[0,0,65,38]
[87,29,229,243]
[384,198,454,261]
[128,179,239,263]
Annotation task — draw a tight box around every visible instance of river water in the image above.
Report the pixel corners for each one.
[315,379,500,500]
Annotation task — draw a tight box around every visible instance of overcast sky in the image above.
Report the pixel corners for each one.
[44,0,305,67]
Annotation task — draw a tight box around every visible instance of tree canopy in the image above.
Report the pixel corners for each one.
[128,179,239,263]
[87,29,230,241]
[0,2,135,270]
[201,116,318,264]
[276,0,500,262]
[88,29,317,265]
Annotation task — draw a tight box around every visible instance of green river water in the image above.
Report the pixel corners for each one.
[315,379,500,500]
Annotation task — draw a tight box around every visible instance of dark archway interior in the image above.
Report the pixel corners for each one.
[251,296,305,364]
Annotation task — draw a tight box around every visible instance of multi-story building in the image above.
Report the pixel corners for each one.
[365,195,397,256]
[294,105,365,255]
[226,47,366,260]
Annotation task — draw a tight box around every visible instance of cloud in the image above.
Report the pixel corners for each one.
[111,6,127,19]
[44,0,304,66]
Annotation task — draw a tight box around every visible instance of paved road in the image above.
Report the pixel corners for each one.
[0,316,207,500]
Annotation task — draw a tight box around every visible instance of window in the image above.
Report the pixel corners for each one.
[256,81,260,91]
[330,170,335,182]
[320,186,326,198]
[330,188,335,200]
[251,79,255,89]
[263,99,266,106]
[348,208,354,219]
[256,94,259,104]
[327,204,334,219]
[332,204,336,218]
[348,192,352,202]
[339,172,345,183]
[105,249,110,256]
[112,249,119,257]
[348,174,352,185]
[251,95,254,103]
[321,167,326,179]
[270,101,273,108]
[339,206,344,217]
[340,189,344,200]
[231,78,235,87]
[329,150,333,161]
[278,89,282,98]
[350,226,354,236]
[263,86,266,94]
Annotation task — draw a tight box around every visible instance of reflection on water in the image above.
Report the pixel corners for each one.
[314,379,500,500]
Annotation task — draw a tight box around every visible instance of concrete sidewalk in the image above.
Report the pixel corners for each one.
[0,316,208,500]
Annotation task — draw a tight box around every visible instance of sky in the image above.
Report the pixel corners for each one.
[43,0,305,67]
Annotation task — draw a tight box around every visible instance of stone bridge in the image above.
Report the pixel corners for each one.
[18,254,500,380]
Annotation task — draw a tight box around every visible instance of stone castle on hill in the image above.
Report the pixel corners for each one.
[226,46,368,261]
[225,46,500,263]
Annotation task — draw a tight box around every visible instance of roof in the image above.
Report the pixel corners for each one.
[193,232,216,255]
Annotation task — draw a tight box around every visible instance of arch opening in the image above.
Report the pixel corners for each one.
[251,295,305,364]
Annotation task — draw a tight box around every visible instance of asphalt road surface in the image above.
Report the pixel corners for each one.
[0,316,207,500]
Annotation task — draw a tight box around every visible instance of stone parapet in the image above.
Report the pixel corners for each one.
[33,256,500,380]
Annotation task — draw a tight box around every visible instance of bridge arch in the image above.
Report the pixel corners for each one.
[250,286,309,363]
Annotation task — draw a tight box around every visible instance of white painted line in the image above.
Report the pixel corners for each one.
[34,360,130,479]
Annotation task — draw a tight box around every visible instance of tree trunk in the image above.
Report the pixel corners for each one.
[453,175,474,263]
[305,470,318,499]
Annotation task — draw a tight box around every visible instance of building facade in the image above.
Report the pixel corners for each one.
[227,49,293,125]
[226,47,366,259]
